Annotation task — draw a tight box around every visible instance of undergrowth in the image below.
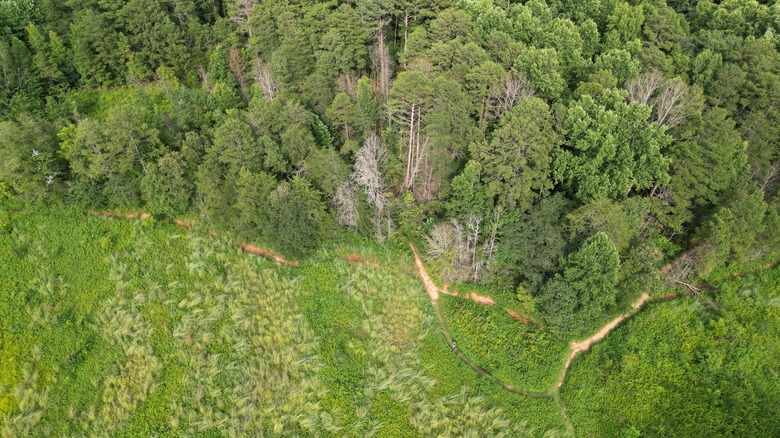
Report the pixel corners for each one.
[0,207,564,436]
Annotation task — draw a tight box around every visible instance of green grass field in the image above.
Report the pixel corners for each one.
[2,207,778,436]
[0,207,564,436]
[438,295,569,393]
[561,263,780,436]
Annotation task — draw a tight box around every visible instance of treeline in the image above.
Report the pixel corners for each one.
[1,0,779,335]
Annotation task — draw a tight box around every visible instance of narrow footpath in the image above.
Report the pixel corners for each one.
[410,242,663,392]
[409,242,675,435]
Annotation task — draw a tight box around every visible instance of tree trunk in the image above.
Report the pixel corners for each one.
[376,24,391,99]
[404,103,416,189]
[130,135,148,175]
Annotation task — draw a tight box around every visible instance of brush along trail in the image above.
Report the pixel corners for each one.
[90,211,298,266]
[410,242,665,396]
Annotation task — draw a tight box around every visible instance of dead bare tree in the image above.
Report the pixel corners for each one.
[336,73,357,97]
[198,66,209,90]
[425,212,501,283]
[332,181,358,228]
[402,103,430,189]
[760,158,780,193]
[489,75,534,120]
[465,213,483,281]
[414,147,440,201]
[653,78,687,128]
[352,134,386,238]
[373,24,392,99]
[626,71,664,106]
[253,55,278,101]
[482,209,501,267]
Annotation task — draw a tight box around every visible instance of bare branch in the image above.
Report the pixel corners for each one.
[626,71,664,106]
[489,75,534,119]
[760,158,780,192]
[352,134,386,238]
[253,56,278,101]
[654,78,687,128]
[332,181,358,228]
[229,48,248,99]
[229,0,258,35]
[372,24,391,99]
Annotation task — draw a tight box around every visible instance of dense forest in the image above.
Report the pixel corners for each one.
[2,0,780,435]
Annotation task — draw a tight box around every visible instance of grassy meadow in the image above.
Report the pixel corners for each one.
[2,206,778,436]
[0,207,564,436]
[561,260,780,436]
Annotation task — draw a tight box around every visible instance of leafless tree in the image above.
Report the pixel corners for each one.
[654,78,687,128]
[426,221,458,260]
[399,101,430,191]
[489,75,534,119]
[415,153,440,201]
[464,213,483,281]
[336,73,357,97]
[372,24,392,99]
[425,221,466,282]
[352,134,386,237]
[482,209,501,267]
[760,158,780,193]
[626,71,664,106]
[425,213,499,283]
[253,55,278,101]
[198,66,209,90]
[332,181,358,228]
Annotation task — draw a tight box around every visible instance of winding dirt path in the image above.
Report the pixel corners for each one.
[556,293,650,388]
[410,242,671,396]
[410,243,555,398]
[411,243,440,301]
[90,211,298,266]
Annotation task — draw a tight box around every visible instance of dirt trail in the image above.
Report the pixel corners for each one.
[558,293,650,387]
[411,242,669,397]
[410,243,554,398]
[90,211,298,266]
[410,243,440,301]
[505,309,546,331]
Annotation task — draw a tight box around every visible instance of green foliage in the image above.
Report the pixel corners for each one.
[497,194,572,291]
[554,90,671,201]
[0,116,62,201]
[563,263,780,436]
[439,295,569,392]
[141,152,192,217]
[447,159,487,221]
[2,1,780,432]
[567,198,642,252]
[538,232,621,337]
[1,209,565,435]
[513,47,566,100]
[473,97,558,212]
[267,177,328,258]
[694,186,774,276]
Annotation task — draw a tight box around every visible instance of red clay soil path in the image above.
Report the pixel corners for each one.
[557,293,651,388]
[506,309,537,327]
[411,241,664,396]
[90,211,298,267]
[238,243,297,266]
[409,244,546,332]
[410,243,440,301]
[409,244,499,305]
